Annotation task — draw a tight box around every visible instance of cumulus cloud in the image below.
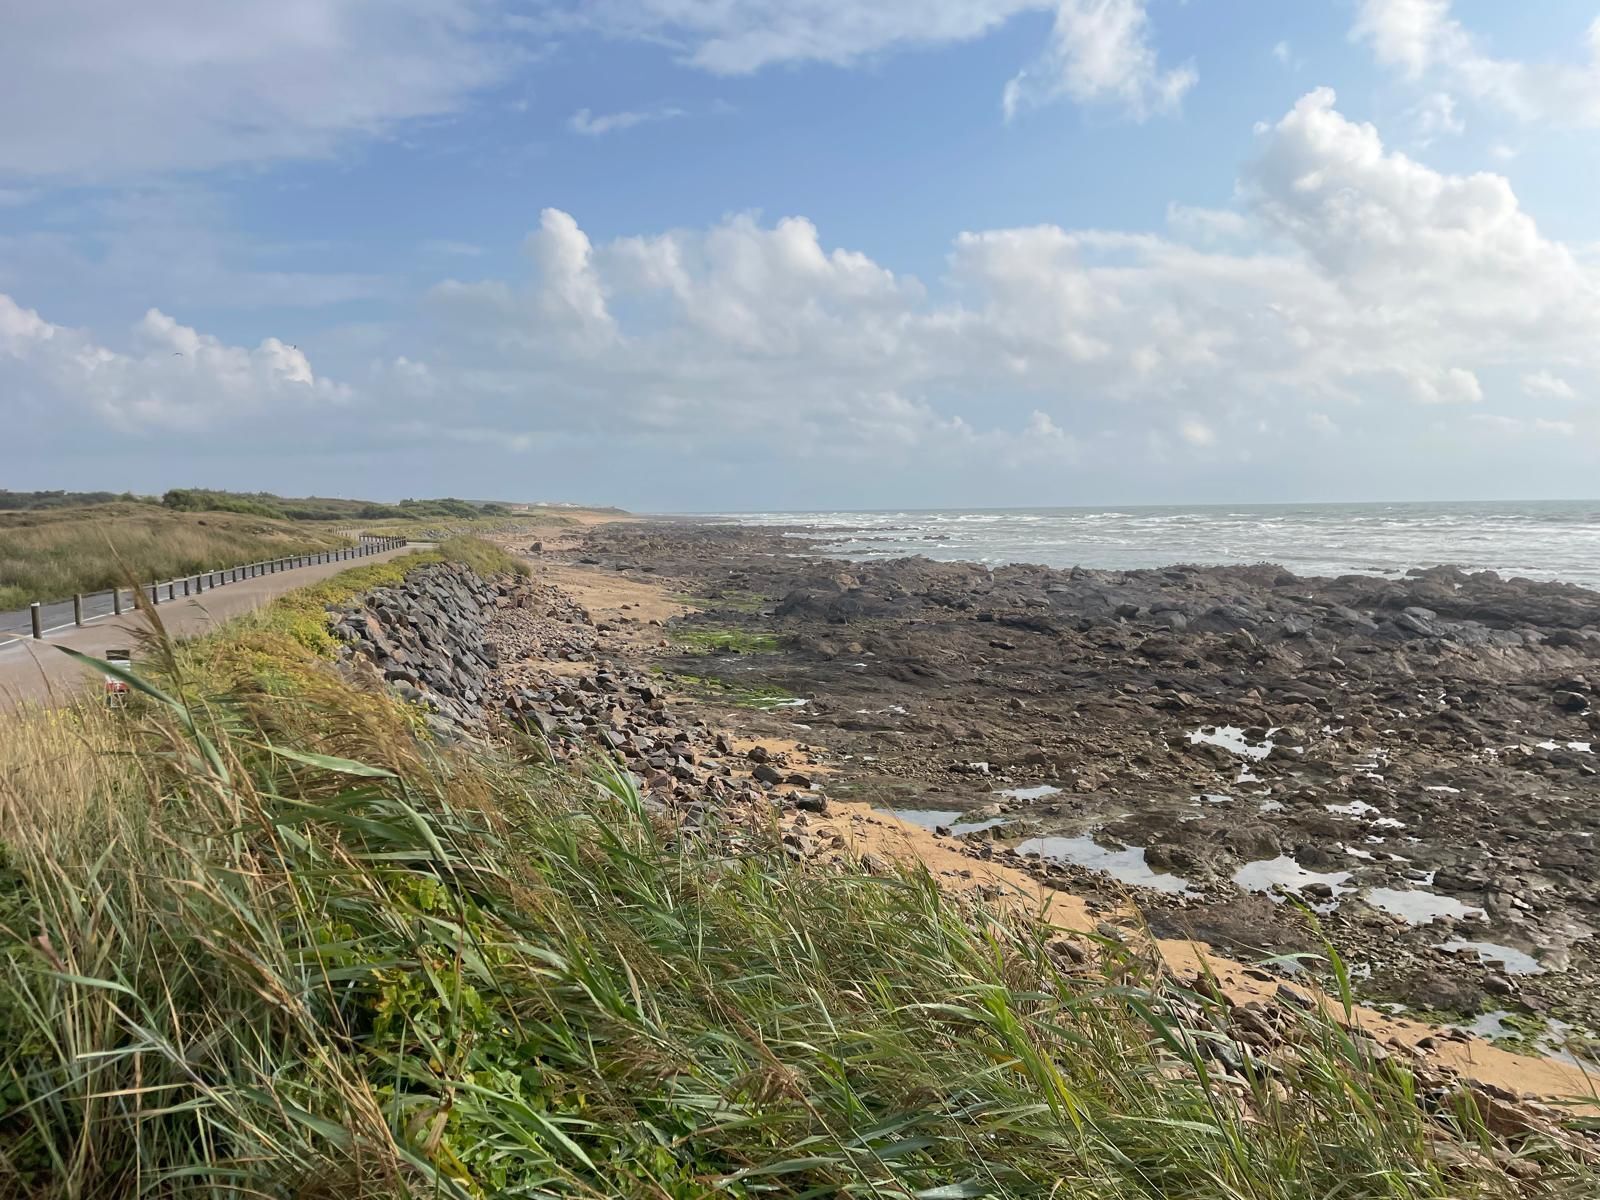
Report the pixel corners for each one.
[1523,370,1577,400]
[0,293,348,433]
[0,0,510,177]
[402,89,1600,475]
[11,89,1600,499]
[1353,0,1600,126]
[1003,0,1196,120]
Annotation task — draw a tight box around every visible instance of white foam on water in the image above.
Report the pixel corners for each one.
[715,501,1600,590]
[1343,845,1376,861]
[1372,817,1406,829]
[1017,835,1192,895]
[1425,785,1461,794]
[1536,739,1594,753]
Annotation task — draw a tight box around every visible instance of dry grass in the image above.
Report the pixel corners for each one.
[0,504,351,608]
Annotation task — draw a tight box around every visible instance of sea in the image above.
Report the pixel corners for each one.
[708,500,1600,590]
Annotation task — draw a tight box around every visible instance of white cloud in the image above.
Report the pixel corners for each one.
[13,89,1600,496]
[1523,370,1576,400]
[1166,203,1251,243]
[1408,91,1463,143]
[569,105,687,136]
[566,0,1043,75]
[1353,0,1600,126]
[1003,0,1196,121]
[0,293,349,433]
[0,1,511,178]
[1272,41,1292,66]
[401,92,1600,470]
[562,1,1186,120]
[1404,365,1482,405]
[1468,413,1577,437]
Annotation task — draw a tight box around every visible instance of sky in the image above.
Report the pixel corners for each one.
[4,1,1600,511]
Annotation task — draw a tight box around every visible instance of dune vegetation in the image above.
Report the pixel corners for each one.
[0,505,355,610]
[1,543,1595,1197]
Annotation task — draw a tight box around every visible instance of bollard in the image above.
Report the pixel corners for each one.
[30,603,42,639]
[74,594,83,626]
[113,589,123,616]
[183,578,190,597]
[167,583,176,601]
[150,583,160,606]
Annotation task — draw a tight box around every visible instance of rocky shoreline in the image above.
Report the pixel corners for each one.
[526,520,1600,1068]
[325,524,1600,1115]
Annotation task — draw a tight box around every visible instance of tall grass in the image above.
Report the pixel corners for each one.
[0,505,351,609]
[1,607,1594,1195]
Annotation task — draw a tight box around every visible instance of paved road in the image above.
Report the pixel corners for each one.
[0,589,138,637]
[0,548,394,639]
[0,545,419,710]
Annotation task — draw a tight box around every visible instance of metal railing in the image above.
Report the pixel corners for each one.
[2,535,408,643]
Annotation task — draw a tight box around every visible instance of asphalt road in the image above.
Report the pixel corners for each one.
[0,548,392,640]
[0,544,419,710]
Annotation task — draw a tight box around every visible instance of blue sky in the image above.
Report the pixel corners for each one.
[5,1,1600,509]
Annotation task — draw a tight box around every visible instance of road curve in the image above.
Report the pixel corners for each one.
[0,544,421,711]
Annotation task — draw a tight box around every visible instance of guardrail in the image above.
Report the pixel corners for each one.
[2,535,408,643]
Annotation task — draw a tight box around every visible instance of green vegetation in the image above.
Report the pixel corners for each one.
[160,489,515,523]
[0,504,353,609]
[0,554,1594,1196]
[671,589,769,613]
[0,490,146,512]
[198,537,526,662]
[660,669,803,710]
[672,627,783,654]
[0,483,544,608]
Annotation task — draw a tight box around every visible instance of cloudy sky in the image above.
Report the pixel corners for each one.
[4,1,1600,510]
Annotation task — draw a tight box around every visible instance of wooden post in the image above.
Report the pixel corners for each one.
[150,583,160,605]
[30,603,42,639]
[113,589,123,616]
[73,594,83,626]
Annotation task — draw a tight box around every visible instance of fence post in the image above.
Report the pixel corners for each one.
[167,583,176,601]
[30,603,42,639]
[150,583,160,606]
[113,589,123,616]
[73,594,83,626]
[183,579,190,597]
